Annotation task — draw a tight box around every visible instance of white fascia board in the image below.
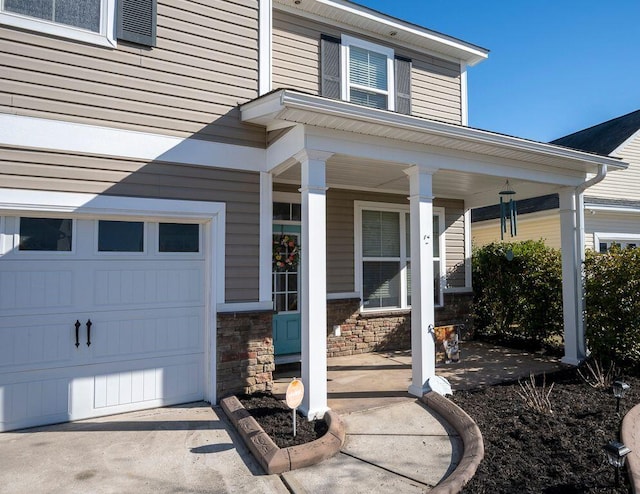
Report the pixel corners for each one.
[274,91,627,171]
[274,0,488,66]
[0,114,265,172]
[240,91,287,125]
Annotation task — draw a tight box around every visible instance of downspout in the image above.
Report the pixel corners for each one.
[575,163,607,257]
[573,163,607,359]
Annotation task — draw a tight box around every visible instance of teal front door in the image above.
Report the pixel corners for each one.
[272,227,301,356]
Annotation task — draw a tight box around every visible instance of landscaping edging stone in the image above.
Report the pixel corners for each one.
[421,391,485,494]
[220,395,346,475]
[621,402,640,493]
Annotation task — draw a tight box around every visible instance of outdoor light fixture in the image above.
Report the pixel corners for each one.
[613,380,630,413]
[603,440,631,487]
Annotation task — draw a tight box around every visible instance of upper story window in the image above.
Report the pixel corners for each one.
[342,36,394,111]
[321,34,411,114]
[0,0,156,48]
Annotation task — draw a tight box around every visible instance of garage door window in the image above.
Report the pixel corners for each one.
[19,217,72,251]
[159,223,199,252]
[98,220,144,252]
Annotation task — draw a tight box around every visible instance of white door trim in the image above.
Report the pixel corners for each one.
[0,188,225,405]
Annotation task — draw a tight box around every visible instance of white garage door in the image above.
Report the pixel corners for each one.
[0,214,207,432]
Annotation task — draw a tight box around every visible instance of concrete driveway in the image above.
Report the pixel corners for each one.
[0,403,288,494]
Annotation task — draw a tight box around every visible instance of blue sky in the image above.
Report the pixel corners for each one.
[355,0,640,143]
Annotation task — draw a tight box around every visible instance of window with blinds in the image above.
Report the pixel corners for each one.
[358,205,444,310]
[340,35,395,112]
[322,34,411,114]
[1,0,156,47]
[3,0,101,32]
[349,46,388,110]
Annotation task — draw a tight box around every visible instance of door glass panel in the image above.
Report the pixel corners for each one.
[272,234,300,313]
[19,217,72,251]
[98,221,144,252]
[159,223,199,252]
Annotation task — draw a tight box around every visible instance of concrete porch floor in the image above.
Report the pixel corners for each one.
[274,341,565,413]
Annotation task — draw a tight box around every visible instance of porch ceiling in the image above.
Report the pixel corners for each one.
[275,154,511,199]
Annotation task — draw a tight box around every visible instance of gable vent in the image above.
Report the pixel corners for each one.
[117,0,157,47]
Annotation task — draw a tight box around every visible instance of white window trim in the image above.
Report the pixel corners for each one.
[0,0,116,48]
[341,34,395,111]
[593,232,640,252]
[95,219,147,256]
[354,201,445,313]
[12,215,77,256]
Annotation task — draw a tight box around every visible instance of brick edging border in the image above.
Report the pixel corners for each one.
[621,402,640,493]
[421,391,485,494]
[220,396,346,475]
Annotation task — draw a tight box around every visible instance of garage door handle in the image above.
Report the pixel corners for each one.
[86,319,92,347]
[74,320,81,348]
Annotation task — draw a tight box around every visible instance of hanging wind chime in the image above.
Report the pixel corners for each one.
[499,180,517,240]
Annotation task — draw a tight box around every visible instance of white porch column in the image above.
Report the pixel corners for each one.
[405,166,437,397]
[296,149,332,419]
[559,187,586,365]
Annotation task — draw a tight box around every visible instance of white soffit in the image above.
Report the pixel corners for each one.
[241,90,627,175]
[273,0,488,65]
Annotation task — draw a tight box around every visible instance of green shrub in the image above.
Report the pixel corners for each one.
[584,246,640,368]
[472,241,563,347]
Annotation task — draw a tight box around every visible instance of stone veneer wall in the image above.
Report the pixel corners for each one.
[326,292,473,357]
[217,311,275,398]
[216,293,473,396]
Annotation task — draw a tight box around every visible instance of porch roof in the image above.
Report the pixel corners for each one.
[241,90,627,207]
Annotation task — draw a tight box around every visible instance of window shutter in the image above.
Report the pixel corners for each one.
[320,35,341,99]
[117,0,157,47]
[395,56,412,115]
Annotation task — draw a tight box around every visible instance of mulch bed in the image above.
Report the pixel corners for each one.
[451,366,639,493]
[238,392,328,449]
[238,363,638,492]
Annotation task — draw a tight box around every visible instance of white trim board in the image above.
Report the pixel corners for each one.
[0,188,225,405]
[0,115,265,172]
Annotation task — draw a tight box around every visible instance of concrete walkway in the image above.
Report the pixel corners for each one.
[0,342,563,493]
[281,400,461,493]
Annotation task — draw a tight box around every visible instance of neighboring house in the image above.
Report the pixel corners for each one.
[0,0,625,431]
[472,110,640,253]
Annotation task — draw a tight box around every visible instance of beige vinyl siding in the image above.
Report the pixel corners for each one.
[584,211,640,251]
[588,131,640,200]
[271,10,461,123]
[0,0,264,147]
[472,212,561,249]
[410,55,461,124]
[0,146,260,302]
[272,12,320,94]
[440,199,465,287]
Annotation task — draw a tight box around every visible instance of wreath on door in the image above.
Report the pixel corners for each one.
[273,235,300,271]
